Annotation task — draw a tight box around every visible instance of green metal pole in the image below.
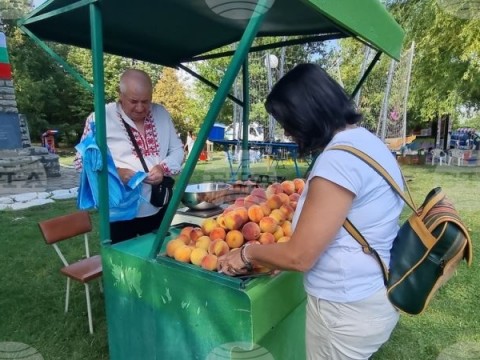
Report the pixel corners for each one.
[241,59,250,181]
[89,2,110,242]
[149,2,268,259]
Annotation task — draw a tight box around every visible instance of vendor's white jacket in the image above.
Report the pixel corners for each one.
[76,102,184,218]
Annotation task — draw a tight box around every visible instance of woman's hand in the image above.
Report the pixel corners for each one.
[145,164,164,185]
[117,167,136,185]
[217,248,249,276]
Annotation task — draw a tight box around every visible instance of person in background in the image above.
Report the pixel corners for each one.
[76,69,184,243]
[185,130,196,158]
[217,63,403,359]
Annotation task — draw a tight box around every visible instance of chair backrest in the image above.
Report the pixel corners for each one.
[38,211,92,244]
[38,211,93,266]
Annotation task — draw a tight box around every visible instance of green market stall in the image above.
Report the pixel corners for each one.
[19,1,404,358]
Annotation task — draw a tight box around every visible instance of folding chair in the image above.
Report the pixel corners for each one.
[38,211,102,334]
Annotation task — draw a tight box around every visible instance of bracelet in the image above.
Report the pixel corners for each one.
[240,243,253,271]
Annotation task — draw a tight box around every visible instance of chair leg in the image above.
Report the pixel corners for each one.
[84,284,94,334]
[65,278,71,313]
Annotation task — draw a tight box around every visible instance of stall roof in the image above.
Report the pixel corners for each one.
[20,0,404,65]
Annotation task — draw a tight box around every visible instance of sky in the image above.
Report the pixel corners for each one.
[33,0,46,7]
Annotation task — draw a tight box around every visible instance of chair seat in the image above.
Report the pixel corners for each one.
[61,255,102,283]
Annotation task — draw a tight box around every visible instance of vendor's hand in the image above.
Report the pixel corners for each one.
[117,167,136,185]
[217,249,249,276]
[145,164,164,185]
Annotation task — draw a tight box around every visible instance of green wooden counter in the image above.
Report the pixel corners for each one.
[102,226,307,359]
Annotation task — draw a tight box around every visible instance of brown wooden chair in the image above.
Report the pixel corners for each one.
[38,211,102,334]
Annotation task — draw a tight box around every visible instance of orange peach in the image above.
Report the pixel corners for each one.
[250,188,267,201]
[247,204,264,223]
[277,236,291,243]
[201,254,218,271]
[266,194,283,210]
[209,240,230,256]
[175,234,191,245]
[166,239,186,257]
[293,178,305,194]
[273,226,285,241]
[279,204,294,221]
[209,227,227,241]
[234,197,246,207]
[290,201,298,211]
[201,218,218,235]
[174,245,192,263]
[281,180,295,195]
[190,247,208,266]
[189,227,204,242]
[180,226,194,239]
[270,208,286,225]
[277,192,290,205]
[224,211,245,231]
[259,216,279,234]
[242,221,261,241]
[266,183,283,197]
[281,221,293,237]
[259,202,272,216]
[225,229,245,249]
[216,214,227,229]
[235,207,249,223]
[288,193,300,202]
[195,236,211,251]
[244,194,263,208]
[258,232,276,245]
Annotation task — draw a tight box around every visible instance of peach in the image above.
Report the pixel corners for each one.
[189,227,204,242]
[209,227,227,241]
[174,245,192,263]
[242,221,261,241]
[235,207,249,223]
[277,192,290,205]
[195,236,211,251]
[277,236,291,243]
[290,201,298,211]
[259,202,272,216]
[225,229,245,249]
[281,180,295,195]
[247,204,264,223]
[288,193,300,203]
[258,232,275,245]
[180,226,194,239]
[266,183,283,197]
[293,178,305,194]
[208,240,230,256]
[250,188,267,201]
[270,208,286,225]
[166,239,186,257]
[190,248,208,266]
[216,214,227,229]
[224,211,245,231]
[201,218,218,235]
[259,216,279,234]
[266,194,283,210]
[201,254,218,271]
[244,194,263,208]
[175,234,191,245]
[273,226,285,241]
[234,197,246,207]
[281,221,293,237]
[279,204,294,221]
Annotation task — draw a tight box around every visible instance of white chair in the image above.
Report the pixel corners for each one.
[448,149,465,166]
[431,148,446,165]
[38,211,102,334]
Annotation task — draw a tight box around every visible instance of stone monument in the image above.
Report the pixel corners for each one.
[0,20,60,196]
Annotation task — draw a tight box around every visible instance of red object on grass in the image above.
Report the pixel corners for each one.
[0,63,12,79]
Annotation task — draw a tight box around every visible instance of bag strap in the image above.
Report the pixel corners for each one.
[121,118,150,173]
[327,145,418,285]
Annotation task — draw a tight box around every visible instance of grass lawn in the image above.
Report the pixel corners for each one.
[1,160,479,359]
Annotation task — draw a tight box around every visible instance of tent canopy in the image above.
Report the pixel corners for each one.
[20,0,404,66]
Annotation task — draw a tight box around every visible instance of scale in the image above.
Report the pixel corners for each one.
[175,205,225,218]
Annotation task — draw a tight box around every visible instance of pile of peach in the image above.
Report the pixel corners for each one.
[165,179,305,272]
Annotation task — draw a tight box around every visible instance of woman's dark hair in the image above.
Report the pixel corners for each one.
[265,63,361,155]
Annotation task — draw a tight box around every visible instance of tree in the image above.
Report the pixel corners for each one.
[152,67,191,137]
